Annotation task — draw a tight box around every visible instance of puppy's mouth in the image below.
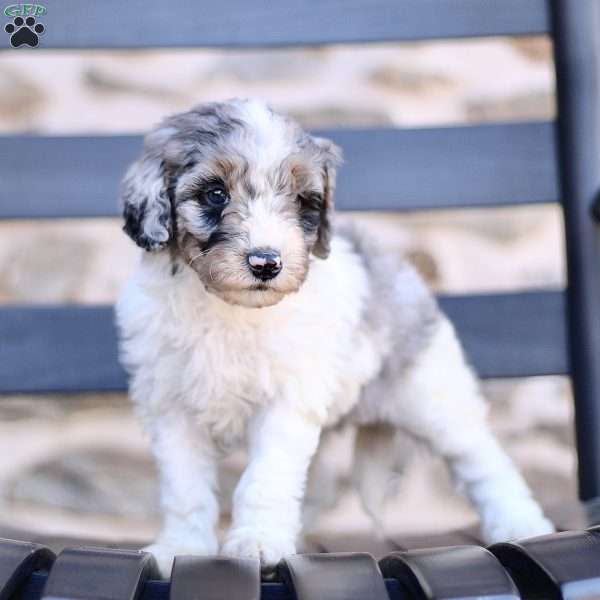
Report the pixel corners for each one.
[250,283,270,291]
[210,284,289,309]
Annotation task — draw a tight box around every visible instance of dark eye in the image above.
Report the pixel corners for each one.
[298,194,322,232]
[298,194,321,210]
[204,186,230,208]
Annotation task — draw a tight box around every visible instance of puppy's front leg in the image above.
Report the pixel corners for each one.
[222,403,321,565]
[144,414,219,577]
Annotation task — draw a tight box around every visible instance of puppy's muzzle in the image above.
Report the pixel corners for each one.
[247,249,282,281]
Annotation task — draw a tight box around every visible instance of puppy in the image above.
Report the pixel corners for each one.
[116,98,554,576]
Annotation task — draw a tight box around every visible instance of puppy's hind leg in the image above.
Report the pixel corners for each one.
[384,317,554,544]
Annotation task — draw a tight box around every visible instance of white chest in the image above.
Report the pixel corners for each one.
[118,237,382,445]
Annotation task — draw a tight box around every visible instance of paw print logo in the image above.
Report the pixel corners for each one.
[5,16,44,48]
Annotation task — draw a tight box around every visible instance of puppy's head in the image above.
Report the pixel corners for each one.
[121,99,341,308]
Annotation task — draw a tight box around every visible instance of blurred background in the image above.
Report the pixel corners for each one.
[0,35,577,547]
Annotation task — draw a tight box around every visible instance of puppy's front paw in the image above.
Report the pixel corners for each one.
[481,503,555,544]
[221,527,295,566]
[143,540,216,578]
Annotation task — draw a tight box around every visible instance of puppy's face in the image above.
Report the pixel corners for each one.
[121,99,341,308]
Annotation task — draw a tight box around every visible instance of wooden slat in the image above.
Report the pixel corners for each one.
[0,122,558,220]
[0,0,549,50]
[0,291,567,395]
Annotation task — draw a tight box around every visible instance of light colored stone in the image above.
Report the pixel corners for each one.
[511,37,553,63]
[368,65,454,94]
[82,67,180,100]
[0,221,137,304]
[203,49,326,83]
[466,90,555,121]
[6,449,159,518]
[0,234,93,302]
[0,65,44,121]
[289,105,394,128]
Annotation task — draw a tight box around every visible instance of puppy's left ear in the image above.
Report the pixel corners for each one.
[312,136,342,259]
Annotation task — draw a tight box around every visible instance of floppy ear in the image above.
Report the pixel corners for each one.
[120,129,174,251]
[311,137,342,259]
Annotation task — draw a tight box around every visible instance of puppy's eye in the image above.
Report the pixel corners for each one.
[298,194,322,212]
[298,194,322,232]
[204,186,230,208]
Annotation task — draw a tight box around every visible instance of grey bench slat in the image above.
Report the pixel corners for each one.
[0,122,558,220]
[0,306,126,394]
[441,291,568,379]
[279,553,389,600]
[42,547,158,600]
[170,556,260,600]
[490,530,600,600]
[0,539,55,600]
[379,546,519,600]
[0,291,567,395]
[1,0,548,50]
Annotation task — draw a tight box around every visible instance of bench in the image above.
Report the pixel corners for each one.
[2,0,600,598]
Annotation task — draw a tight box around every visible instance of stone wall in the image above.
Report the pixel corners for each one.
[0,37,578,543]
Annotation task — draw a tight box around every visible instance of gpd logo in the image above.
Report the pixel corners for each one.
[4,3,46,47]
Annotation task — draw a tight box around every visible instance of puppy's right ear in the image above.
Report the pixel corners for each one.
[120,129,173,251]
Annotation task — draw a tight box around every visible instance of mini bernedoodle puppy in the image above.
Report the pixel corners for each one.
[116,98,554,576]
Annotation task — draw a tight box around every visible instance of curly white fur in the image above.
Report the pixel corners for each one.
[116,99,553,577]
[117,236,553,576]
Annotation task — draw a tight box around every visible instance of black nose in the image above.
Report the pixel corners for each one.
[247,250,282,281]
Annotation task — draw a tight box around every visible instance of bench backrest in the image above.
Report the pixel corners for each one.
[1,0,600,501]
